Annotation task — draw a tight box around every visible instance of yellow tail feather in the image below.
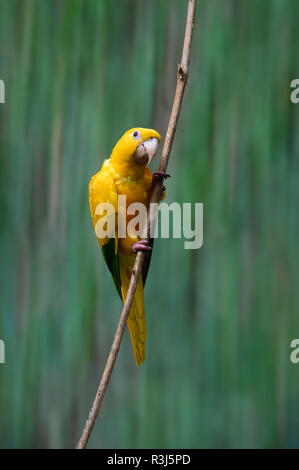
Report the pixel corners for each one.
[119,253,146,365]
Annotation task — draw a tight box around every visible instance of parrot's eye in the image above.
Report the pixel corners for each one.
[132,130,141,140]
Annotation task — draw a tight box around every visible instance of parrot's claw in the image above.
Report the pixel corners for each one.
[132,240,152,253]
[153,171,171,181]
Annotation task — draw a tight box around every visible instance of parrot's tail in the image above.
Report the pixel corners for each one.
[119,253,146,365]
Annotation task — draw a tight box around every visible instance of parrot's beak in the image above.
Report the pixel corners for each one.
[134,137,159,165]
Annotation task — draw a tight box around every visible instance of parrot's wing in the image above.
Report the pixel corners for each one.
[89,167,122,298]
[141,167,165,286]
[142,240,154,286]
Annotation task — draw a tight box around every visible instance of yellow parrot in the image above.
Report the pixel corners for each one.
[89,128,169,365]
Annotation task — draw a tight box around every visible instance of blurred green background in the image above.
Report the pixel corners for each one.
[1,0,299,449]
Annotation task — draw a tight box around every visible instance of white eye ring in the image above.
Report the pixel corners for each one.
[132,130,141,140]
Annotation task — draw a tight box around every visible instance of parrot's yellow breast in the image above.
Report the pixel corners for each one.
[107,160,152,205]
[105,160,152,253]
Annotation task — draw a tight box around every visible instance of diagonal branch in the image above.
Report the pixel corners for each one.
[76,0,197,450]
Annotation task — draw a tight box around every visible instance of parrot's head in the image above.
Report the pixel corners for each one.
[111,128,161,172]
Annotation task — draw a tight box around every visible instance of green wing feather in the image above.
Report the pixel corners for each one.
[89,166,123,299]
[141,238,153,286]
[101,238,122,299]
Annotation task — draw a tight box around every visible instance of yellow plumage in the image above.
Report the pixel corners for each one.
[119,253,146,365]
[89,128,162,365]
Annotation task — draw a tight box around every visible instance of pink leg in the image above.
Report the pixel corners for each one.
[132,240,152,253]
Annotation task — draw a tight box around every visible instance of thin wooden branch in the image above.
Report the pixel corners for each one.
[76,0,197,449]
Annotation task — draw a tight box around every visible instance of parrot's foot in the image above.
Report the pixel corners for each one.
[153,171,171,181]
[132,240,152,253]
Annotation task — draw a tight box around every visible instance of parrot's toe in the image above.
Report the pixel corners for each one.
[153,170,171,181]
[132,240,152,253]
